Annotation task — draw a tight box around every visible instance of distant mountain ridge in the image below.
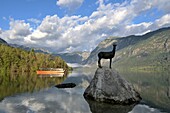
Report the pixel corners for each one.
[0,37,51,54]
[10,44,50,54]
[0,38,7,44]
[83,27,170,70]
[55,51,90,64]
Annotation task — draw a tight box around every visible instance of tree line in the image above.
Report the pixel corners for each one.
[0,44,71,74]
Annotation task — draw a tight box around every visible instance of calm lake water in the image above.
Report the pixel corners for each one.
[0,66,170,113]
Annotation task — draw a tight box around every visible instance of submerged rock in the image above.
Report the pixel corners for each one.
[55,83,76,88]
[83,67,141,104]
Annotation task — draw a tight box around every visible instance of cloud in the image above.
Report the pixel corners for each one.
[56,0,84,11]
[155,14,170,27]
[151,0,170,13]
[27,18,41,24]
[10,19,31,37]
[0,0,170,53]
[0,19,32,44]
[121,14,170,36]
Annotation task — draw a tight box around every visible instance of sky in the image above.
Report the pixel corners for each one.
[0,0,170,53]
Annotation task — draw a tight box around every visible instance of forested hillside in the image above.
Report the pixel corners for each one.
[0,44,69,74]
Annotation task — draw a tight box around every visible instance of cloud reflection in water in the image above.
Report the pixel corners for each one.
[0,87,90,113]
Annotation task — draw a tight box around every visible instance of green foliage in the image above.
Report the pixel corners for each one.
[0,44,70,73]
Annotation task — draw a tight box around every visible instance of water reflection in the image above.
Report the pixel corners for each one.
[0,87,91,113]
[130,104,162,113]
[119,70,170,112]
[62,71,93,88]
[0,67,170,113]
[0,72,67,101]
[85,98,135,113]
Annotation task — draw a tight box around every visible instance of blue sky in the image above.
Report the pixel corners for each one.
[0,0,170,53]
[1,0,98,29]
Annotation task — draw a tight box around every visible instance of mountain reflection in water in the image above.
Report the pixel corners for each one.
[0,67,169,113]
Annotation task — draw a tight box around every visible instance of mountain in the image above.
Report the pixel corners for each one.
[83,27,170,70]
[55,51,90,63]
[0,37,50,54]
[10,44,50,54]
[0,38,7,44]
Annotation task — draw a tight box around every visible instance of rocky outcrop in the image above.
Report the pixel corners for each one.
[83,67,141,105]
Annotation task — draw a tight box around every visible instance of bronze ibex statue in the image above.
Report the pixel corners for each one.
[98,43,117,68]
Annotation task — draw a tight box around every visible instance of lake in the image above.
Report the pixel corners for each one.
[0,66,170,113]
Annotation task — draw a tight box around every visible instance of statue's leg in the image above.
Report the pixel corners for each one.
[110,58,112,68]
[98,58,102,68]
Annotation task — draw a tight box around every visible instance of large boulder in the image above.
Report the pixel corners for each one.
[83,67,141,104]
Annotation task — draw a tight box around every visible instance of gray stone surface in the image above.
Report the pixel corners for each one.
[83,67,141,104]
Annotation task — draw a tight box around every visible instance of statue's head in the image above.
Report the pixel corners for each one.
[113,43,117,46]
[112,41,117,46]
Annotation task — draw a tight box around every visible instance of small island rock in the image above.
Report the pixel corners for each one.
[55,83,76,88]
[83,67,141,104]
